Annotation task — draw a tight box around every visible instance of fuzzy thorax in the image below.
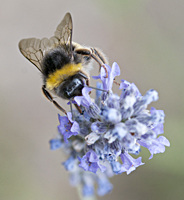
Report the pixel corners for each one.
[46,63,83,90]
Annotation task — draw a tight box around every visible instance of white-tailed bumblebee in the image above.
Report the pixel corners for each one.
[19,13,108,114]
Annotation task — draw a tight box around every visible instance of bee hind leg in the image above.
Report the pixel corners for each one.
[42,85,67,115]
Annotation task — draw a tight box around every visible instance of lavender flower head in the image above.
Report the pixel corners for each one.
[50,62,170,197]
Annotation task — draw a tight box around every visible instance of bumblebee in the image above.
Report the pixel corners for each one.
[19,13,108,114]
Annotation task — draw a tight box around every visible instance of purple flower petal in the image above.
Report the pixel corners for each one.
[106,94,120,109]
[125,118,148,137]
[62,156,76,171]
[71,121,80,133]
[103,108,122,124]
[120,152,144,174]
[96,82,103,98]
[49,138,62,150]
[120,153,132,170]
[97,176,113,196]
[78,155,89,171]
[109,62,121,90]
[85,132,100,145]
[139,136,170,159]
[98,163,107,172]
[104,122,128,143]
[157,136,170,146]
[92,74,101,80]
[91,121,107,134]
[133,89,158,116]
[88,150,99,162]
[150,107,165,127]
[57,113,79,144]
[82,184,94,197]
[86,103,101,119]
[119,79,130,90]
[93,63,120,92]
[74,96,84,106]
[110,160,122,174]
[67,112,73,123]
[152,123,164,135]
[88,162,99,173]
[74,87,92,108]
[82,87,93,102]
[78,150,106,174]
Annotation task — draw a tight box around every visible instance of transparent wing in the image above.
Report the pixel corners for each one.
[54,12,73,57]
[19,36,59,72]
[19,13,72,71]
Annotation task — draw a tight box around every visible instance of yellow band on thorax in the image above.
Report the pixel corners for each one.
[46,63,83,90]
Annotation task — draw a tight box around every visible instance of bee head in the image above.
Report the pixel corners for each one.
[56,74,84,99]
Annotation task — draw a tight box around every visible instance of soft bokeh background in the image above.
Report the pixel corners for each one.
[1,0,184,199]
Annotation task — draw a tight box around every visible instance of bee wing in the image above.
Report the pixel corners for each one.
[19,36,59,72]
[54,12,73,57]
[19,13,72,72]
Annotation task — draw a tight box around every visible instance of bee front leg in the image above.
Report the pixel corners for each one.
[78,71,91,95]
[42,85,67,115]
[78,71,90,86]
[91,47,108,65]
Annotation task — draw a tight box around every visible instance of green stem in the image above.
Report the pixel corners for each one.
[77,185,97,200]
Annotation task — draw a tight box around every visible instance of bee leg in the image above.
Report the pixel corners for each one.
[78,71,90,86]
[91,48,120,86]
[75,48,108,78]
[74,104,82,114]
[78,71,107,93]
[92,48,108,65]
[70,98,82,117]
[78,71,91,95]
[86,79,90,86]
[42,85,67,115]
[86,79,92,95]
[90,48,108,78]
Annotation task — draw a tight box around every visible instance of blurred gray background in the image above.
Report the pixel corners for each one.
[1,0,184,199]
